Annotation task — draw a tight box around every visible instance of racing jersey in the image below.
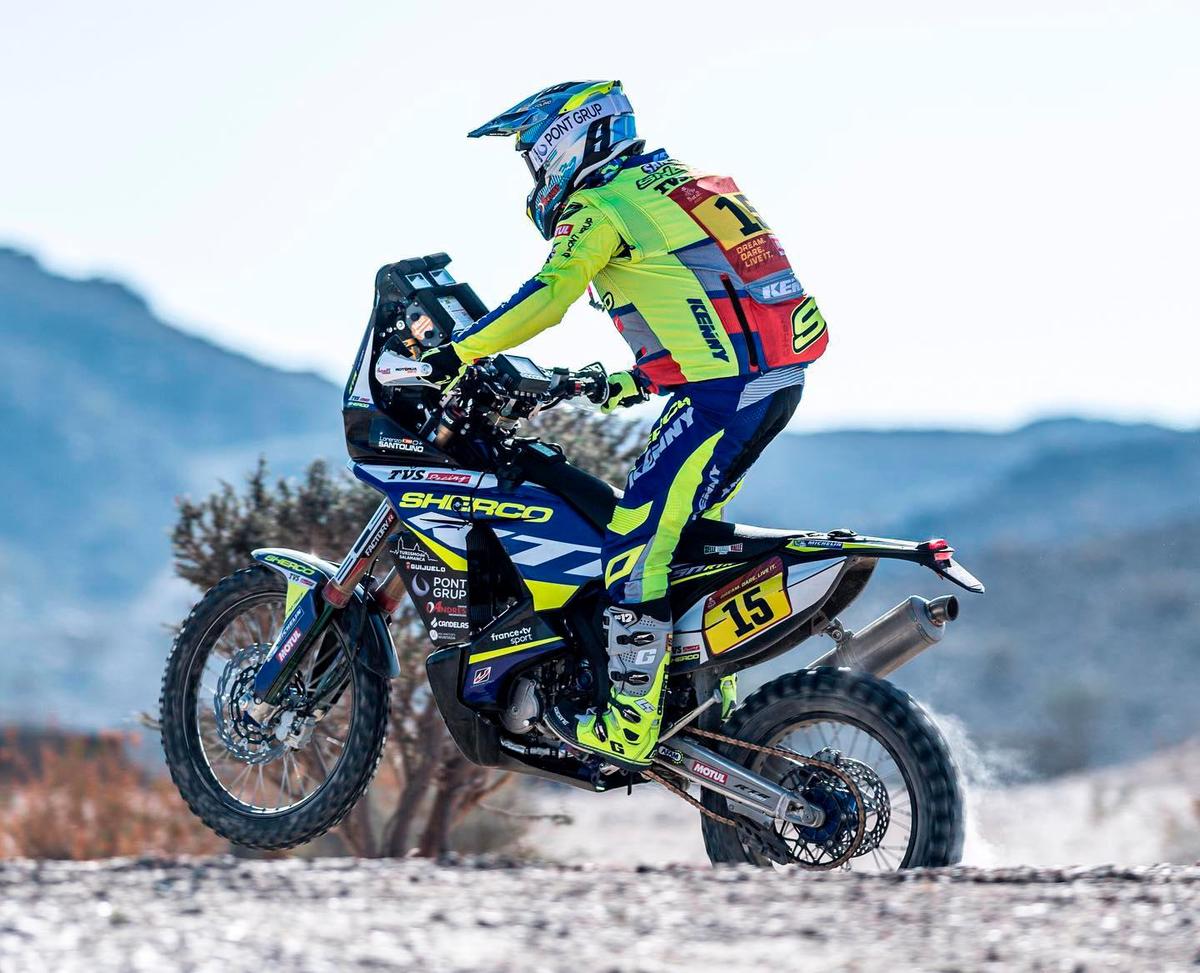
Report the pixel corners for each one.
[453,149,828,389]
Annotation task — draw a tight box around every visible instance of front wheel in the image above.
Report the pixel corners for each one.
[700,667,963,870]
[160,566,390,849]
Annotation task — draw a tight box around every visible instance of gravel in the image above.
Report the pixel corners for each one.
[1,857,1198,972]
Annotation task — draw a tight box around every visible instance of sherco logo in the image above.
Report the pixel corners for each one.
[686,299,730,362]
[396,493,552,522]
[263,554,316,576]
[690,761,728,785]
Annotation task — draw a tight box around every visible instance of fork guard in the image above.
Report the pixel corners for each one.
[251,548,400,703]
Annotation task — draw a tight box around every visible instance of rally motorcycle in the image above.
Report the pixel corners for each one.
[161,253,985,870]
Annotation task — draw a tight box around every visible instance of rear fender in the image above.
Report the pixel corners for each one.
[784,535,985,594]
[251,548,400,702]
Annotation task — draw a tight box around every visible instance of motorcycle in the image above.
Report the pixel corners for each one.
[161,253,985,870]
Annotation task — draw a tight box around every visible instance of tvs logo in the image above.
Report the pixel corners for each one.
[386,469,474,485]
[690,760,728,785]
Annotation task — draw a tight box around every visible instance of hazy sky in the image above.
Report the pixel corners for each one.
[3,1,1197,430]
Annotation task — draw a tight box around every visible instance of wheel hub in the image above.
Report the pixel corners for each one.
[790,767,859,846]
[808,747,892,856]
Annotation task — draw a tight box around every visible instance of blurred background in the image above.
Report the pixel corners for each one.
[1,1,1197,864]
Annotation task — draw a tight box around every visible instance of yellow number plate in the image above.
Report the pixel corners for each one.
[703,558,791,655]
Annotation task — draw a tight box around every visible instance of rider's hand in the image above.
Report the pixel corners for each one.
[419,343,466,386]
[601,370,648,414]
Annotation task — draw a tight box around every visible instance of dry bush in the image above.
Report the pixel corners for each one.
[0,729,223,860]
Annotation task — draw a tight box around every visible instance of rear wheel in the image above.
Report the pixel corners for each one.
[700,667,963,870]
[160,566,389,849]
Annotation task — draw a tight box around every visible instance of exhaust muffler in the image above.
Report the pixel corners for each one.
[807,595,959,677]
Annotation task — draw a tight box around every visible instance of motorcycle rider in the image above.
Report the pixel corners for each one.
[422,81,829,769]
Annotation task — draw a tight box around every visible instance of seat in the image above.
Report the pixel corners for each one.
[674,518,803,563]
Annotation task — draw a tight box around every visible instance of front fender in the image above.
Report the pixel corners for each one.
[252,549,401,699]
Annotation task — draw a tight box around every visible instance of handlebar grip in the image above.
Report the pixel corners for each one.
[583,376,609,405]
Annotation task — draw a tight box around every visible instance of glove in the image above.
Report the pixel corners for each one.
[419,344,466,386]
[601,370,648,414]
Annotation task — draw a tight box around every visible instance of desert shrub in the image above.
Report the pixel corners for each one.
[0,729,223,859]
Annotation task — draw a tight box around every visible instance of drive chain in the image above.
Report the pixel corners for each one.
[643,726,868,869]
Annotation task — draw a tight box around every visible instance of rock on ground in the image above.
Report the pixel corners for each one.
[1,858,1198,972]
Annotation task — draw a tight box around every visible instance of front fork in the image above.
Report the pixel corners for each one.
[250,501,399,710]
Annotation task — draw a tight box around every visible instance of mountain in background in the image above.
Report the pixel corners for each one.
[1,247,1196,773]
[0,247,343,600]
[0,248,343,725]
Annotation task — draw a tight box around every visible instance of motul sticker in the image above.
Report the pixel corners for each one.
[274,626,303,663]
[554,223,573,237]
[690,760,728,785]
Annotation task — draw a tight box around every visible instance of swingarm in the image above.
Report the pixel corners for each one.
[652,736,825,829]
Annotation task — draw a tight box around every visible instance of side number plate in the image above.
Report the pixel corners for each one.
[702,557,791,655]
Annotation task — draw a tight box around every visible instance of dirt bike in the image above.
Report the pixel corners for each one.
[161,253,985,870]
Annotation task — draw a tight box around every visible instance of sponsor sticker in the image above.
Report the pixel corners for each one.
[703,542,744,555]
[274,626,304,664]
[378,436,425,453]
[490,625,534,645]
[529,101,609,163]
[471,667,492,685]
[690,760,729,785]
[554,223,573,237]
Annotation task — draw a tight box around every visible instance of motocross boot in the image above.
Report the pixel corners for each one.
[544,604,672,768]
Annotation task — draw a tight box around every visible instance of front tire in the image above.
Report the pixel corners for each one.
[160,566,390,850]
[700,667,963,870]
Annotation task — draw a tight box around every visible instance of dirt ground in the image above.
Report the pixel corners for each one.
[1,857,1197,972]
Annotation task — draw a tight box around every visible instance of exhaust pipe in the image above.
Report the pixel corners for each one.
[808,595,959,677]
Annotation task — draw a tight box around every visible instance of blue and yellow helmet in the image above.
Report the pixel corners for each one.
[469,80,639,239]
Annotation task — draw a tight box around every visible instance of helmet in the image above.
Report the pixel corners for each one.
[468,80,640,239]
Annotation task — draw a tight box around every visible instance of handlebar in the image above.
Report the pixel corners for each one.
[543,362,610,407]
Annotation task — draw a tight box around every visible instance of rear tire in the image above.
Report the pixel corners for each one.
[160,566,389,850]
[700,667,963,869]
